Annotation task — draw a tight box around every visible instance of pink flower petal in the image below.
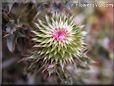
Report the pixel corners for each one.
[52,28,68,41]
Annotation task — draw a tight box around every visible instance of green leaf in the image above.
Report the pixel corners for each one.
[6,34,16,52]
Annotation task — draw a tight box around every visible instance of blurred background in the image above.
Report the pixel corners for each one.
[1,0,114,85]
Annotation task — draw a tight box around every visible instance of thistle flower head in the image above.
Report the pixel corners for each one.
[32,13,87,64]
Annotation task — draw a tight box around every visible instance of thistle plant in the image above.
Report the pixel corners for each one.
[26,12,93,83]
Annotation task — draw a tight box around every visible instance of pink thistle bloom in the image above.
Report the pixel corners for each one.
[52,28,68,41]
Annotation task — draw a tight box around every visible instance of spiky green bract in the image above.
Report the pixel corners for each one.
[31,12,87,64]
